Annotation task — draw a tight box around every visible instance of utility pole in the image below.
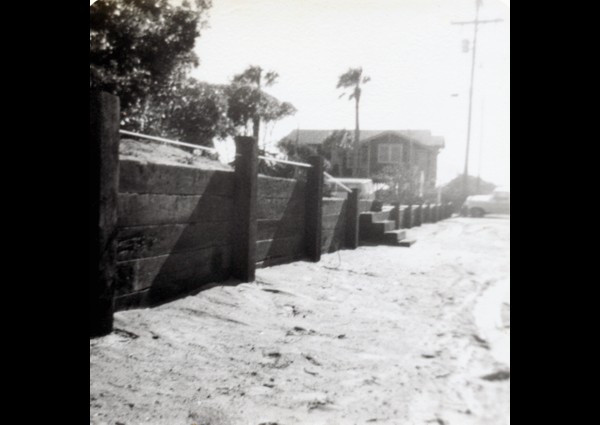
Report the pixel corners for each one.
[476,97,485,193]
[451,0,503,201]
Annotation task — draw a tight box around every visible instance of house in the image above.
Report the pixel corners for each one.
[279,129,445,193]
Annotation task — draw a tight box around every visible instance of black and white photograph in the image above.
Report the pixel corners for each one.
[90,0,510,423]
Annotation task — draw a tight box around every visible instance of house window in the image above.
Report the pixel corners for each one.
[377,144,401,164]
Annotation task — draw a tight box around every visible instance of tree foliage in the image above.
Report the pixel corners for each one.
[277,139,319,164]
[226,66,296,143]
[372,164,422,204]
[91,5,296,150]
[270,139,322,179]
[321,130,352,161]
[441,174,496,210]
[336,67,371,102]
[158,80,231,145]
[336,67,370,176]
[90,0,211,112]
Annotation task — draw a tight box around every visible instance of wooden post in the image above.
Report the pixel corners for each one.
[345,188,359,249]
[90,92,119,337]
[415,204,422,226]
[412,204,418,227]
[305,156,324,261]
[232,136,258,282]
[392,202,401,229]
[404,204,412,228]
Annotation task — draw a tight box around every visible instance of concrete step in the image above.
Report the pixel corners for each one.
[370,220,396,233]
[397,239,417,247]
[359,210,394,224]
[382,229,407,244]
[359,219,396,241]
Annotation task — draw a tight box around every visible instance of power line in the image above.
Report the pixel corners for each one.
[451,18,503,25]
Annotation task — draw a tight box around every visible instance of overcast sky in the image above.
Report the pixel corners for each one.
[91,0,510,186]
[191,0,510,187]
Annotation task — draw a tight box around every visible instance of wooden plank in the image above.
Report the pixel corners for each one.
[396,206,406,229]
[322,198,347,216]
[431,204,439,222]
[116,222,233,261]
[256,195,305,220]
[257,216,305,241]
[423,204,431,223]
[256,235,305,263]
[115,245,232,298]
[322,213,346,230]
[257,175,306,199]
[119,159,235,196]
[114,288,151,311]
[117,193,234,226]
[358,200,374,213]
[321,226,345,253]
[256,254,304,269]
[413,205,422,226]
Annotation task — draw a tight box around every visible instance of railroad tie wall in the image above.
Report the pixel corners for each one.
[114,159,236,310]
[255,175,307,268]
[321,197,348,254]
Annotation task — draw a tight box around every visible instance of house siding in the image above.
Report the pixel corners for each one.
[300,131,441,191]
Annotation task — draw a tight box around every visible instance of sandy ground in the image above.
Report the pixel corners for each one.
[90,216,510,425]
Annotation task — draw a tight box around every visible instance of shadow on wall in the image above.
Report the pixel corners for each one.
[114,161,239,310]
[111,161,353,310]
[256,175,308,268]
[321,196,348,254]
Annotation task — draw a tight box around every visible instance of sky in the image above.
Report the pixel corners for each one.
[187,0,510,187]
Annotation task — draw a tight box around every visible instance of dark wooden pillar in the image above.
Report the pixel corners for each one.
[345,188,359,249]
[90,92,120,337]
[392,202,401,229]
[414,204,422,226]
[305,156,324,261]
[404,204,413,228]
[232,136,258,282]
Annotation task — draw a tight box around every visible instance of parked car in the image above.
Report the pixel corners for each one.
[463,188,510,217]
[325,178,376,200]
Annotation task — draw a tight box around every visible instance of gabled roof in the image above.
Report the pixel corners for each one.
[280,129,445,149]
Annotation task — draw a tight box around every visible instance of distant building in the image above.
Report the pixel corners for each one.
[279,129,445,192]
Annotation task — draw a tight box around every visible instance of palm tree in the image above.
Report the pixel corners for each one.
[337,67,370,177]
[230,66,279,143]
[227,66,296,153]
